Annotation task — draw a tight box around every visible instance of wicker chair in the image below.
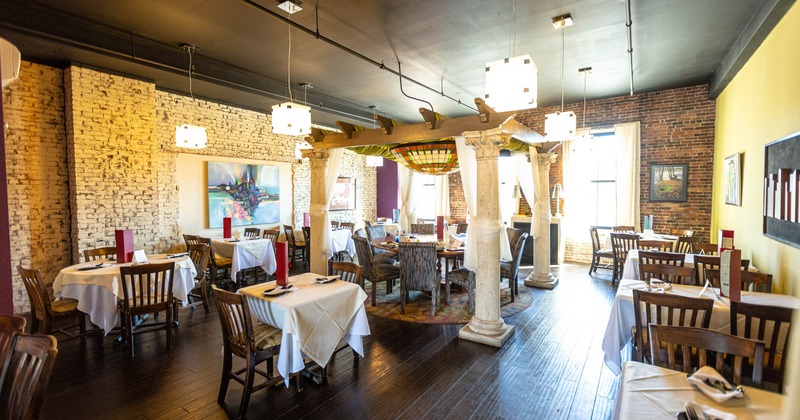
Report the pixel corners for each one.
[211,286,284,419]
[83,246,117,262]
[589,227,613,275]
[500,232,528,302]
[610,232,639,283]
[0,333,58,420]
[352,235,400,306]
[119,262,176,358]
[185,243,212,314]
[17,266,89,341]
[365,225,391,256]
[398,242,439,316]
[446,268,475,314]
[410,223,435,235]
[282,225,307,266]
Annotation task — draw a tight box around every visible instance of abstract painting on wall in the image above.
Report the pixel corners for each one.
[207,161,280,228]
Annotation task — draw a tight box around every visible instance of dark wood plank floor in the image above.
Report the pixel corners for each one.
[41,263,624,419]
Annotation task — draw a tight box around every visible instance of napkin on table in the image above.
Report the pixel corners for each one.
[687,366,744,403]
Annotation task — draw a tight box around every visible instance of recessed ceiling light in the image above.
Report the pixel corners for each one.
[551,13,573,29]
[277,0,302,14]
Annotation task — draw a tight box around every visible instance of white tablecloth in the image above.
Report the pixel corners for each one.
[239,272,370,385]
[623,250,757,280]
[53,254,197,334]
[212,238,276,282]
[376,222,401,236]
[601,279,799,375]
[330,229,356,257]
[612,361,784,419]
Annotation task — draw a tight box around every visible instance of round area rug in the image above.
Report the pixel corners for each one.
[365,269,535,324]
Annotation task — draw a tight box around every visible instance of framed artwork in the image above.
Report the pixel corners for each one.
[724,153,742,206]
[763,130,800,249]
[649,163,688,202]
[206,161,281,228]
[330,177,357,211]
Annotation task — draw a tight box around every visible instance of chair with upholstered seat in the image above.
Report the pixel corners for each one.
[589,227,613,275]
[730,301,793,391]
[365,224,392,257]
[610,232,639,283]
[398,242,439,316]
[638,263,695,285]
[691,242,718,255]
[17,266,89,341]
[500,232,528,302]
[185,243,212,314]
[282,225,307,266]
[410,223,435,235]
[243,228,260,238]
[0,333,58,420]
[329,262,364,288]
[632,289,713,363]
[211,286,284,419]
[352,235,400,306]
[675,235,701,254]
[198,236,233,285]
[83,246,117,262]
[648,325,764,387]
[119,262,176,358]
[446,268,475,313]
[638,239,673,252]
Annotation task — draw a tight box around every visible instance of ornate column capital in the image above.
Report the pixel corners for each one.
[536,153,558,171]
[302,148,329,169]
[462,129,510,160]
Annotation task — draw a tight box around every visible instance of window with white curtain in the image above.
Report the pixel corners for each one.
[414,174,436,223]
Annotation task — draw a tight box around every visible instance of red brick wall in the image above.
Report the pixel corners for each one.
[449,84,716,244]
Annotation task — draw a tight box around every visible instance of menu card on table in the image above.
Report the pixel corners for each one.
[720,249,741,301]
[275,241,288,287]
[223,217,232,239]
[718,229,734,252]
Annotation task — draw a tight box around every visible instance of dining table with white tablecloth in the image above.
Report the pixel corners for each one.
[621,249,759,280]
[211,237,276,282]
[612,361,784,419]
[238,272,370,386]
[53,254,197,334]
[329,228,356,258]
[601,278,799,375]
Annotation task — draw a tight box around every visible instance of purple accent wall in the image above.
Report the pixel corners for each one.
[376,159,398,218]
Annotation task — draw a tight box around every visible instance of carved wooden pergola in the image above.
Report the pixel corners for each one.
[301,98,558,348]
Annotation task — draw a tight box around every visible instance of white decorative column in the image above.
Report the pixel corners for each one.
[302,149,329,275]
[525,153,559,289]
[458,129,514,347]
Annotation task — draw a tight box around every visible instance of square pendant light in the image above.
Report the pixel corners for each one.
[175,124,208,149]
[484,54,538,112]
[272,102,311,136]
[544,111,576,141]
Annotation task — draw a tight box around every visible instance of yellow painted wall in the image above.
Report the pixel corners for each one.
[713,3,800,296]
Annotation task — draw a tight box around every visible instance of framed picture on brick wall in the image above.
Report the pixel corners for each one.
[649,163,688,202]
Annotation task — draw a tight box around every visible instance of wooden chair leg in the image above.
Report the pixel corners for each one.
[200,279,210,314]
[238,356,255,420]
[79,313,87,342]
[217,352,232,405]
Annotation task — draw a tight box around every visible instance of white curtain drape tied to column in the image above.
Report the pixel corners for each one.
[434,175,450,219]
[397,164,418,232]
[614,122,641,231]
[515,151,537,240]
[529,146,544,239]
[314,148,344,259]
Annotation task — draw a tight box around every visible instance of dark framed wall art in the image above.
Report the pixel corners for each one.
[649,163,688,202]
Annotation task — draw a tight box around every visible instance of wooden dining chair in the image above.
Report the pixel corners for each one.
[243,228,260,238]
[282,225,306,266]
[691,242,718,255]
[183,234,201,251]
[637,250,686,266]
[329,262,364,288]
[694,255,751,287]
[410,223,435,235]
[352,236,399,306]
[638,263,695,285]
[211,286,284,419]
[185,243,211,314]
[638,239,673,252]
[17,266,89,341]
[670,229,694,237]
[500,232,528,302]
[0,315,26,391]
[339,222,356,234]
[612,225,635,232]
[398,242,439,316]
[632,289,713,363]
[302,226,311,263]
[83,246,117,262]
[730,301,793,391]
[0,333,58,420]
[589,227,613,275]
[675,235,701,254]
[610,232,639,283]
[198,236,233,285]
[704,270,771,293]
[648,324,764,387]
[456,223,469,234]
[119,262,176,358]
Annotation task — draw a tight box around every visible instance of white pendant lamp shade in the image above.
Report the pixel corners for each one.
[544,111,576,141]
[365,156,384,167]
[175,124,208,149]
[272,102,311,136]
[484,54,537,112]
[0,37,21,88]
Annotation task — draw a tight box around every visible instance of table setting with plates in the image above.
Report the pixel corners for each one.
[211,237,276,282]
[237,272,370,386]
[612,361,783,420]
[53,253,198,334]
[601,278,799,375]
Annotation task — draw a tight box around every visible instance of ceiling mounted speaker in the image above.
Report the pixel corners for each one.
[0,37,21,88]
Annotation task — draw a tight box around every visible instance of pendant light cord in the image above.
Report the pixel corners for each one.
[511,0,517,57]
[560,29,565,112]
[184,45,196,101]
[582,69,587,128]
[287,22,294,102]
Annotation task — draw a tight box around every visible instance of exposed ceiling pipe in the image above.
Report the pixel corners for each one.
[625,0,635,96]
[237,0,478,113]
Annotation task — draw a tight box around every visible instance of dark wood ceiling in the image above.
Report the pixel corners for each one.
[0,0,793,128]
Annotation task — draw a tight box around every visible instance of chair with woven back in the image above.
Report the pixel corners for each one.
[632,289,714,363]
[329,261,364,288]
[0,333,58,420]
[589,227,613,275]
[410,223,435,235]
[0,315,26,389]
[282,225,306,266]
[675,235,701,254]
[243,228,261,239]
[185,243,212,314]
[638,239,673,252]
[691,242,718,255]
[638,263,695,285]
[17,266,89,341]
[730,301,793,391]
[704,270,772,293]
[365,224,391,256]
[398,242,440,316]
[648,324,764,387]
[610,232,639,283]
[198,236,233,285]
[352,235,400,306]
[500,232,528,302]
[446,268,476,314]
[456,223,469,234]
[83,246,117,262]
[118,262,176,358]
[693,255,751,287]
[612,225,635,232]
[211,286,284,419]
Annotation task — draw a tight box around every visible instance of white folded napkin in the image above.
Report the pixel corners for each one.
[685,401,737,420]
[687,366,744,403]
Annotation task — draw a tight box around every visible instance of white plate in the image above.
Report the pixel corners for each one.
[315,276,339,284]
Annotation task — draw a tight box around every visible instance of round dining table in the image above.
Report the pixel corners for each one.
[369,235,465,277]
